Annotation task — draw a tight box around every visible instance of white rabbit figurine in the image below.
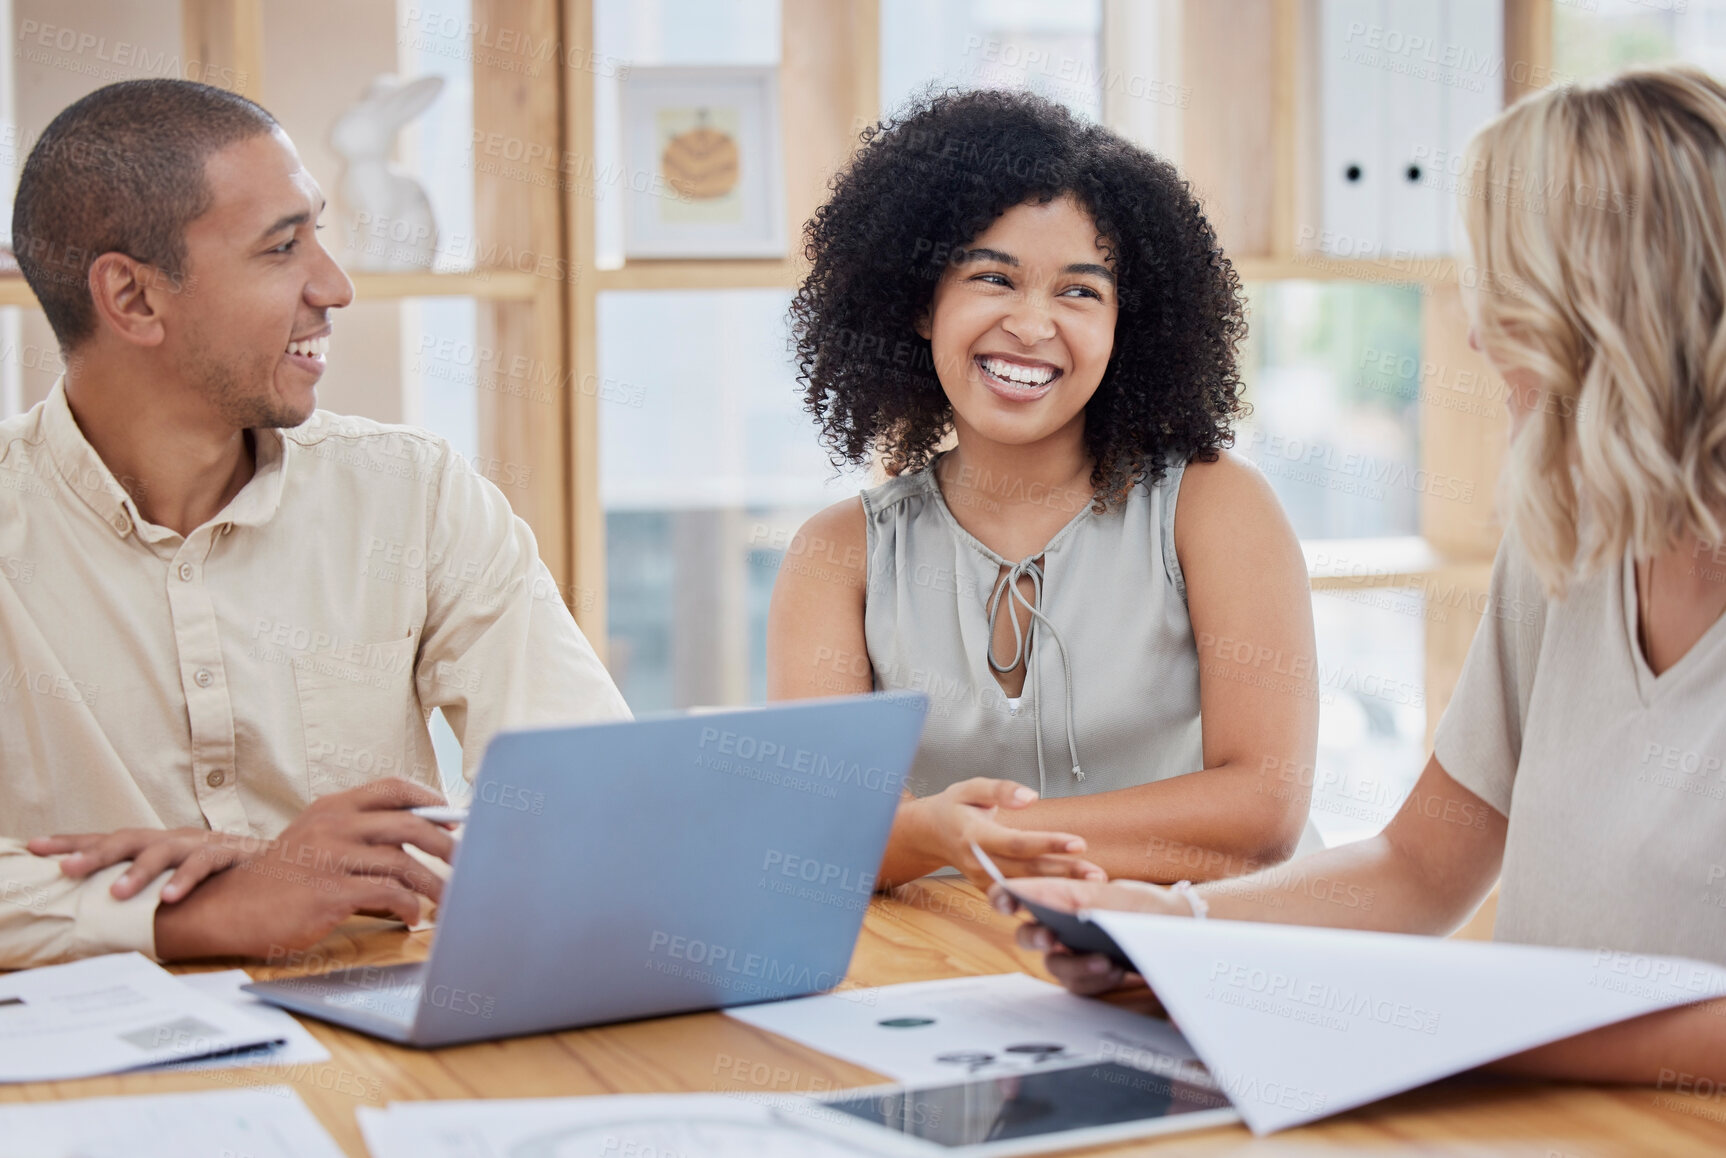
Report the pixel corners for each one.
[330,74,445,272]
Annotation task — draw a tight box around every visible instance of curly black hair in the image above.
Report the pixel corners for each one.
[790,88,1248,505]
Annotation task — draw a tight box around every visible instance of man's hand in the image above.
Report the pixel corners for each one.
[33,778,456,909]
[901,778,1104,887]
[151,778,460,960]
[30,828,262,902]
[152,844,425,961]
[990,876,1181,996]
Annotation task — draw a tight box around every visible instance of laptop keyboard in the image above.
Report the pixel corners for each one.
[273,962,427,1026]
[320,981,424,1024]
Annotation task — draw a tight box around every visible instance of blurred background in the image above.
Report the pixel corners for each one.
[0,0,1708,844]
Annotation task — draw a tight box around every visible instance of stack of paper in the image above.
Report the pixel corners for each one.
[1088,911,1726,1134]
[360,1094,887,1158]
[0,953,298,1081]
[0,1087,346,1157]
[150,969,331,1072]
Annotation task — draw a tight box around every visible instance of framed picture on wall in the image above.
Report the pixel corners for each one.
[619,65,787,259]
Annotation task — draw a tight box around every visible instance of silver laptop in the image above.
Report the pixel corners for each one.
[245,693,927,1046]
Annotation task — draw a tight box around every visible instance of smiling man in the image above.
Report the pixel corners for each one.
[0,80,628,968]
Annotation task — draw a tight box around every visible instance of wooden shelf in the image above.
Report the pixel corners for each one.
[0,269,545,311]
[0,276,34,308]
[1304,536,1450,590]
[1237,254,1458,286]
[587,255,1456,293]
[593,259,802,292]
[349,269,543,301]
[587,253,1457,293]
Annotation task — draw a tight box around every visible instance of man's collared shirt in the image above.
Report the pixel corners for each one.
[0,381,630,967]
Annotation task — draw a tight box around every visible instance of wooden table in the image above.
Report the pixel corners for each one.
[6,879,1725,1156]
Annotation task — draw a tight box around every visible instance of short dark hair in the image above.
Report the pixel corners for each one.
[791,89,1248,506]
[12,79,278,349]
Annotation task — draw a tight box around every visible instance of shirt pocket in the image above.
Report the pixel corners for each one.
[291,632,424,797]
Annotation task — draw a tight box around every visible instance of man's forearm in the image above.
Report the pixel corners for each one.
[0,839,167,967]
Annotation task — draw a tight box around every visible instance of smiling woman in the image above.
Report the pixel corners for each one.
[768,89,1322,890]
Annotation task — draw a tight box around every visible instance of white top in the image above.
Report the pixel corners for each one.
[1433,532,1726,963]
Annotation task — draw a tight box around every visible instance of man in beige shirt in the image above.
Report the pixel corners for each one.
[0,81,629,968]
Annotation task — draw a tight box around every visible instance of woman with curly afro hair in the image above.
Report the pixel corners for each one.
[767,89,1320,890]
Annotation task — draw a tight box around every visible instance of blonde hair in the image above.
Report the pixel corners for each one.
[1462,65,1726,595]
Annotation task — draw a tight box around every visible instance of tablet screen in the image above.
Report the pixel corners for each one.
[818,1061,1230,1148]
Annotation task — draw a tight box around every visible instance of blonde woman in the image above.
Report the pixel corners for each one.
[1002,65,1726,1084]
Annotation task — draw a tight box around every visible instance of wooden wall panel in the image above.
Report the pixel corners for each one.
[564,0,606,647]
[1179,0,1276,258]
[472,0,570,603]
[181,0,263,99]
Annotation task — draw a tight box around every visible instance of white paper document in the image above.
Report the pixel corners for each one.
[0,1086,345,1158]
[724,972,1201,1085]
[149,969,331,1072]
[0,953,286,1081]
[1089,911,1726,1135]
[360,1093,887,1158]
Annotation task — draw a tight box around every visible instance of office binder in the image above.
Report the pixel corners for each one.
[1317,0,1504,258]
[1441,0,1504,253]
[1320,0,1384,257]
[1383,0,1446,254]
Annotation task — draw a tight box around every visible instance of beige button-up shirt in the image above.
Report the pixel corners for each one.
[0,382,630,968]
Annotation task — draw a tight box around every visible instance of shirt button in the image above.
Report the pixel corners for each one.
[113,513,132,536]
[206,769,226,788]
[194,668,214,687]
[178,562,195,581]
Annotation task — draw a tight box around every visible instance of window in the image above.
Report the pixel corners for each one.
[599,288,863,710]
[880,0,1104,120]
[1240,282,1424,541]
[1554,0,1726,80]
[1239,280,1428,845]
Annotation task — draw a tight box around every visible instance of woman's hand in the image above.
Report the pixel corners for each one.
[991,876,1187,996]
[28,827,268,902]
[901,777,1104,887]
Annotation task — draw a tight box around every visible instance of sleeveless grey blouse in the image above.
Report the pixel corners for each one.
[861,458,1202,799]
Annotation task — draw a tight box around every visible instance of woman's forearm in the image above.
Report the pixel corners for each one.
[874,799,944,889]
[1198,831,1477,932]
[1198,757,1507,934]
[1486,1000,1726,1086]
[993,760,1305,882]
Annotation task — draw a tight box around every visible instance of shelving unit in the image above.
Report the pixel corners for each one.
[0,269,545,308]
[1163,0,1548,738]
[178,0,575,606]
[558,0,1548,731]
[3,1,1553,723]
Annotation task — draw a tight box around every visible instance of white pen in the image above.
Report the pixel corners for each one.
[410,805,469,824]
